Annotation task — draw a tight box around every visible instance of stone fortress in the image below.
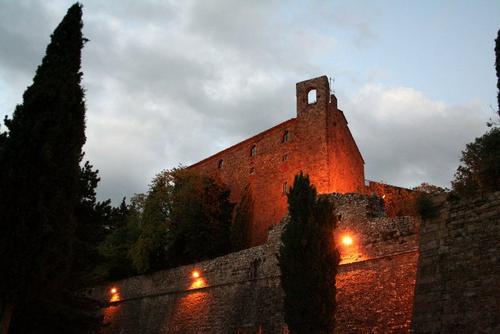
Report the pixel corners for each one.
[90,76,500,333]
[190,76,365,245]
[189,75,414,245]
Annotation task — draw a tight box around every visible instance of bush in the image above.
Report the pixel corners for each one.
[416,193,439,220]
[452,127,500,198]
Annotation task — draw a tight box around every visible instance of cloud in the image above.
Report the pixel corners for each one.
[0,1,491,203]
[342,84,490,189]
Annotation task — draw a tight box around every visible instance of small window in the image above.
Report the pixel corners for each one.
[308,89,317,104]
[282,130,289,143]
[250,167,255,175]
[282,154,288,162]
[283,181,288,195]
[218,159,224,169]
[250,145,257,157]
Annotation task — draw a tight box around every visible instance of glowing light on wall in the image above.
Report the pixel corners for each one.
[341,235,353,246]
[189,270,207,289]
[190,278,206,289]
[109,286,120,302]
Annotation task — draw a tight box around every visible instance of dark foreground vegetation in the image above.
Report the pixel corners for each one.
[279,173,340,334]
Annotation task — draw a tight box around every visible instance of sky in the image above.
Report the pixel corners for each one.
[1,0,499,203]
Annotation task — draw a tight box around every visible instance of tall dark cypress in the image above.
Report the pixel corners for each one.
[278,172,340,334]
[495,29,500,117]
[0,3,86,332]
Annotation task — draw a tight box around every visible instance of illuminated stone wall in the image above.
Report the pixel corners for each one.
[90,224,286,334]
[90,193,421,333]
[412,191,500,333]
[331,193,420,333]
[190,76,365,245]
[327,193,419,264]
[336,251,418,333]
[365,180,419,217]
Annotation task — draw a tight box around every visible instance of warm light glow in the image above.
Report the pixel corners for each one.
[190,278,206,289]
[342,235,353,246]
[192,270,200,279]
[109,287,120,303]
[110,293,121,302]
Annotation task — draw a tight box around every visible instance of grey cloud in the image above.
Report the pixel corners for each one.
[342,85,490,189]
[0,1,489,204]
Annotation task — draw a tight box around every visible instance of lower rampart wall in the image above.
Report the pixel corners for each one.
[336,251,418,333]
[412,191,500,333]
[91,225,285,334]
[91,195,420,333]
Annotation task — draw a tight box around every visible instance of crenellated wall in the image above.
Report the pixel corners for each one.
[90,193,420,334]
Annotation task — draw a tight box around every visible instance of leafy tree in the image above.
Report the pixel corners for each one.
[0,4,88,333]
[130,171,174,273]
[452,127,500,197]
[231,184,254,251]
[97,196,141,281]
[168,168,234,267]
[279,172,339,334]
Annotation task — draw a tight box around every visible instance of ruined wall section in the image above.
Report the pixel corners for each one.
[365,181,418,217]
[327,193,420,264]
[412,192,500,334]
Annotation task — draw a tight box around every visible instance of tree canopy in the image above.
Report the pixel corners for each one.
[452,127,500,197]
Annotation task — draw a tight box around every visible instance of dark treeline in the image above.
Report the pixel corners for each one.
[98,167,239,281]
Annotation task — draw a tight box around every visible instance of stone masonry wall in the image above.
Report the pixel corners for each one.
[412,191,500,333]
[91,225,286,334]
[365,181,418,217]
[91,193,420,333]
[327,193,419,264]
[336,251,418,333]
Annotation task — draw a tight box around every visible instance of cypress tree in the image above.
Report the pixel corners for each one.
[495,29,500,117]
[0,3,87,332]
[279,172,340,334]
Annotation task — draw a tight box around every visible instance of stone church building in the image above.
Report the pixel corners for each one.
[190,76,365,244]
